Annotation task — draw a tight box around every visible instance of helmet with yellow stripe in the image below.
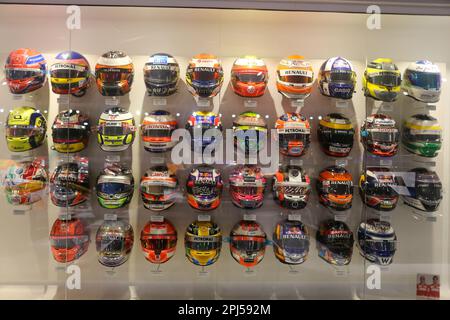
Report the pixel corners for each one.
[317,113,354,157]
[276,55,314,100]
[363,58,401,102]
[185,220,222,266]
[402,114,442,157]
[233,111,267,154]
[97,107,136,151]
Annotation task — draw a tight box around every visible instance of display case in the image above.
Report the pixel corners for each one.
[0,2,449,300]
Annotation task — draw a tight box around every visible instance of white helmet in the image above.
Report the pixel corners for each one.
[97,107,136,151]
[402,60,441,103]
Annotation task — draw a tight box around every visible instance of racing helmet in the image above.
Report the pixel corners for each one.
[276,55,314,100]
[97,107,136,151]
[96,219,134,267]
[317,166,353,211]
[357,219,397,266]
[230,220,266,267]
[50,51,91,97]
[231,56,268,97]
[234,111,267,155]
[141,110,178,152]
[52,109,90,153]
[185,220,222,266]
[95,50,134,96]
[229,165,266,209]
[50,158,89,207]
[140,218,177,264]
[4,158,47,205]
[318,57,356,99]
[273,219,310,265]
[360,114,399,157]
[186,111,222,151]
[363,58,401,102]
[359,167,398,211]
[140,165,178,211]
[403,168,442,212]
[402,114,442,158]
[275,112,310,157]
[50,217,89,263]
[316,220,354,266]
[143,53,180,96]
[272,165,311,210]
[5,106,47,152]
[4,48,47,94]
[186,165,223,211]
[186,53,224,98]
[402,60,441,103]
[96,163,134,209]
[317,113,354,157]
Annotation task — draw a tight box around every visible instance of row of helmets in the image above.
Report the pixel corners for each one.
[5,106,442,158]
[4,159,442,214]
[4,49,443,103]
[49,216,397,268]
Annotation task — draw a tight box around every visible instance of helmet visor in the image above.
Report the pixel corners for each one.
[100,237,124,253]
[53,128,85,142]
[186,239,220,251]
[365,184,396,197]
[144,69,178,84]
[328,182,353,195]
[364,239,396,252]
[417,183,442,201]
[191,185,219,198]
[51,236,87,249]
[97,68,132,83]
[368,73,401,87]
[51,68,88,79]
[235,72,266,83]
[231,238,265,251]
[367,129,399,143]
[329,70,355,83]
[6,126,41,137]
[278,185,309,196]
[143,185,175,196]
[280,237,309,254]
[5,68,43,80]
[408,71,441,90]
[327,239,353,256]
[321,128,354,144]
[97,182,132,194]
[100,124,130,136]
[191,67,219,82]
[142,126,173,138]
[233,186,264,196]
[142,238,176,251]
[279,74,312,84]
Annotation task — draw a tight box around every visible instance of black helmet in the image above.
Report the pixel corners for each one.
[316,220,354,266]
[403,168,442,212]
[143,53,180,96]
[317,113,354,157]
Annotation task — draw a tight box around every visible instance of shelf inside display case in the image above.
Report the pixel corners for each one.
[0,3,449,301]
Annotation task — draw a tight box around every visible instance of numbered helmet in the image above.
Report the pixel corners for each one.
[276,55,314,100]
[186,165,223,211]
[186,111,222,151]
[403,168,442,212]
[317,166,353,211]
[230,220,266,267]
[95,50,134,96]
[96,219,134,267]
[5,106,47,152]
[273,219,310,265]
[50,217,89,263]
[50,51,91,97]
[402,60,441,103]
[140,165,178,211]
[4,48,47,94]
[141,110,178,152]
[357,219,396,266]
[97,107,136,151]
[52,109,90,153]
[140,218,177,264]
[316,220,354,266]
[185,53,224,98]
[229,165,266,209]
[96,163,134,209]
[402,114,442,158]
[272,165,311,210]
[360,114,399,157]
[234,111,267,155]
[4,158,47,205]
[363,58,401,102]
[317,113,354,157]
[143,53,180,96]
[318,57,356,99]
[231,56,268,97]
[50,158,89,207]
[359,167,398,211]
[185,220,222,266]
[275,112,310,156]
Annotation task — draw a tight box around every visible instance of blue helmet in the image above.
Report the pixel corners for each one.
[273,220,310,265]
[186,111,222,151]
[318,57,356,100]
[357,219,397,266]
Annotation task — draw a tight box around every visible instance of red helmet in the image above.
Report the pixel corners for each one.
[231,56,268,97]
[230,220,267,267]
[140,218,177,264]
[49,217,89,263]
[360,114,399,157]
[4,48,47,94]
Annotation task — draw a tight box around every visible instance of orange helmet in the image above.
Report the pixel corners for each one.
[231,56,268,97]
[275,112,311,156]
[95,51,134,96]
[276,55,314,99]
[49,217,89,263]
[140,218,177,264]
[317,166,353,211]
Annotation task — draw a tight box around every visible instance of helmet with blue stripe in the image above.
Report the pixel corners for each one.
[318,57,356,99]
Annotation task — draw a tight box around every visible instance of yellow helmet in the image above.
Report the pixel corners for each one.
[363,58,401,102]
[5,106,47,152]
[185,220,222,266]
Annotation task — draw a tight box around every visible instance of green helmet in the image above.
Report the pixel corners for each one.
[233,111,267,154]
[402,114,442,158]
[96,163,134,209]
